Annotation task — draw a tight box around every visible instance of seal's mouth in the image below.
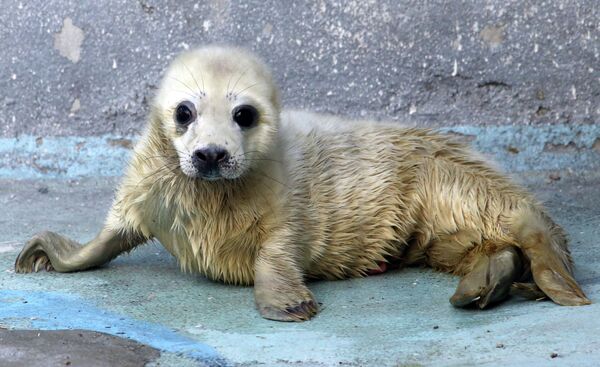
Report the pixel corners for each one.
[199,172,223,181]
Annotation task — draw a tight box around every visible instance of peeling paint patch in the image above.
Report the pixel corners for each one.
[53,18,85,63]
[138,0,156,14]
[506,145,520,154]
[544,142,579,153]
[107,137,134,149]
[202,19,212,32]
[592,138,600,152]
[480,24,506,48]
[69,98,81,115]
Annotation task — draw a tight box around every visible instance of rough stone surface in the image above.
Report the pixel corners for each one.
[0,1,598,138]
[0,329,160,367]
[0,172,599,366]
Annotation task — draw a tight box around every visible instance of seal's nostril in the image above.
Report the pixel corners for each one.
[194,151,207,161]
[216,151,227,162]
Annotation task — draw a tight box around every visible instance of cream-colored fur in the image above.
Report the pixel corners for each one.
[15,46,590,321]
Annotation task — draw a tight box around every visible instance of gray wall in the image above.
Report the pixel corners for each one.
[0,0,598,138]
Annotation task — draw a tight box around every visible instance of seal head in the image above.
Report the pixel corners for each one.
[154,46,280,180]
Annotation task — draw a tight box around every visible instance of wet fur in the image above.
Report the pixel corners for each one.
[16,46,590,321]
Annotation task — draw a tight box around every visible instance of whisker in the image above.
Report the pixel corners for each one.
[136,163,181,187]
[135,166,182,191]
[238,150,268,156]
[252,168,290,189]
[252,178,279,215]
[168,76,200,99]
[230,145,242,158]
[226,71,234,97]
[181,61,205,97]
[157,148,188,155]
[235,82,259,97]
[137,155,172,164]
[135,170,178,194]
[135,149,185,162]
[230,66,251,96]
[170,88,200,100]
[236,157,282,164]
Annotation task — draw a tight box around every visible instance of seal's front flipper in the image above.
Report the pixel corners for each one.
[15,231,80,273]
[15,229,143,273]
[257,298,319,322]
[450,247,522,309]
[254,243,319,322]
[254,272,319,322]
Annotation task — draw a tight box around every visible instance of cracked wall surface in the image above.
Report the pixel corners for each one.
[0,1,598,138]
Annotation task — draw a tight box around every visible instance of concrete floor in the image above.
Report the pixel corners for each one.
[1,171,599,366]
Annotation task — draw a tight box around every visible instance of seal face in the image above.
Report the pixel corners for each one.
[14,46,591,323]
[155,48,280,181]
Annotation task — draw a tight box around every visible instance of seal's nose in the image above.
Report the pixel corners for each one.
[192,145,230,174]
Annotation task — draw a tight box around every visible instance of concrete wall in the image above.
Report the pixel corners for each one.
[0,1,598,176]
[2,0,598,136]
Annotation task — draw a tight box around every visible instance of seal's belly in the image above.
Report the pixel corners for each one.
[291,130,422,279]
[303,194,412,280]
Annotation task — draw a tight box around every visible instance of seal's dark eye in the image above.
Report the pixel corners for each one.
[175,101,196,125]
[232,105,259,128]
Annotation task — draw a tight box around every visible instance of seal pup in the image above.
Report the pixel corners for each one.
[15,46,590,321]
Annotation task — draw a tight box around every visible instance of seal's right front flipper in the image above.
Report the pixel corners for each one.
[15,228,144,273]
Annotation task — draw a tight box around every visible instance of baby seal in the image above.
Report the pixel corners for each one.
[15,46,590,321]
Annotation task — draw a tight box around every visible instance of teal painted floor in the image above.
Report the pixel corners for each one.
[1,172,599,366]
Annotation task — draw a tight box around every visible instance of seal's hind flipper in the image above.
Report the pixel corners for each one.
[510,282,546,300]
[450,247,522,309]
[508,208,591,306]
[528,259,591,306]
